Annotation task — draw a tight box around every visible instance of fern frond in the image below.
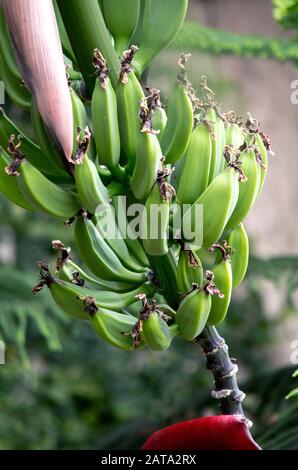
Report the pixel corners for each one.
[174,22,298,64]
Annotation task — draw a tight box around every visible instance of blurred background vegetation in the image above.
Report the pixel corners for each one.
[0,0,298,450]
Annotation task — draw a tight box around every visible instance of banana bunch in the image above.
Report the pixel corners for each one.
[0,0,273,353]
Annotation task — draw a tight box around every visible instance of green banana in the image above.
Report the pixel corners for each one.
[225,123,244,148]
[206,108,226,183]
[48,278,152,319]
[0,149,35,211]
[161,65,193,164]
[177,122,212,204]
[57,0,120,93]
[176,288,211,341]
[74,212,148,283]
[227,223,249,288]
[74,142,110,214]
[207,243,232,325]
[131,0,188,77]
[130,295,178,351]
[226,147,260,229]
[31,99,71,177]
[70,87,97,162]
[116,47,144,168]
[145,86,167,139]
[142,312,178,351]
[5,153,80,219]
[90,308,141,350]
[91,50,122,175]
[65,62,82,82]
[112,195,150,268]
[182,165,240,249]
[93,212,146,274]
[147,250,179,306]
[97,164,113,186]
[142,169,175,256]
[130,104,162,200]
[102,0,140,56]
[177,246,203,293]
[176,270,223,340]
[152,107,167,139]
[255,132,268,195]
[53,240,137,292]
[0,108,62,179]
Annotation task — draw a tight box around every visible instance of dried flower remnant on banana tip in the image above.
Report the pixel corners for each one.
[32,261,97,314]
[71,126,91,164]
[52,240,85,287]
[156,164,176,201]
[52,239,71,271]
[209,241,232,261]
[92,49,109,90]
[139,97,159,135]
[239,112,274,153]
[4,134,25,176]
[203,270,224,298]
[125,294,172,349]
[119,45,139,84]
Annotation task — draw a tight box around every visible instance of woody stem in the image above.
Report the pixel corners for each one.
[196,326,246,417]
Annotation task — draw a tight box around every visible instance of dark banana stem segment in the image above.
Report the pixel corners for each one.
[196,326,248,420]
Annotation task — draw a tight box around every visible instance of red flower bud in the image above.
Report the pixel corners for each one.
[142,415,261,450]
